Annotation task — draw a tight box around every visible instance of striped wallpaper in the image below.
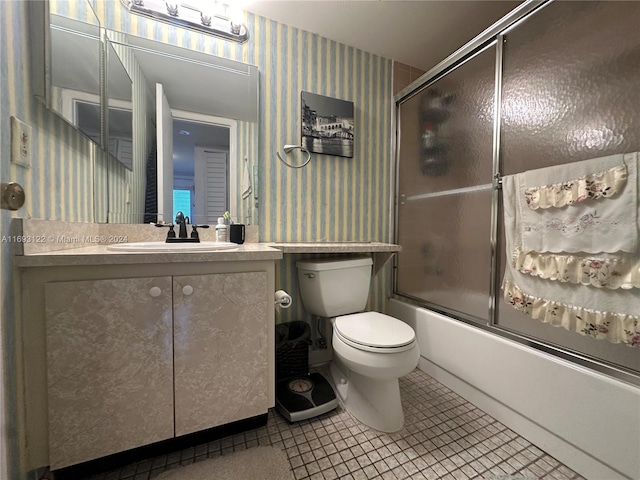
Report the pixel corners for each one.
[96,2,395,320]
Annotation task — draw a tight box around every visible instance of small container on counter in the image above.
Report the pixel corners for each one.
[215,217,228,242]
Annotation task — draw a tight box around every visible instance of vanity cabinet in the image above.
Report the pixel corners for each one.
[45,277,175,469]
[173,272,269,436]
[18,257,277,472]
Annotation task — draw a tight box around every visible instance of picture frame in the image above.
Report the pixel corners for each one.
[301,91,354,158]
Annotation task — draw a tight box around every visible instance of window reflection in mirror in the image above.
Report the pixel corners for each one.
[73,101,100,143]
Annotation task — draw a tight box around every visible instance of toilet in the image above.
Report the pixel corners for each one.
[296,255,419,432]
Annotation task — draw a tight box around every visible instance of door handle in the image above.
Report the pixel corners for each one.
[1,182,25,210]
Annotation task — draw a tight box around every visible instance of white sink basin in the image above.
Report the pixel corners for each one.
[106,241,238,252]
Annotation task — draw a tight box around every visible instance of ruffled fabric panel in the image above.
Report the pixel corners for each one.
[503,281,640,346]
[524,164,628,210]
[513,248,640,290]
[519,156,637,254]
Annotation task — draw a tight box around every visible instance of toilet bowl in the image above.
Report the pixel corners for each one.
[296,255,420,433]
[329,311,419,432]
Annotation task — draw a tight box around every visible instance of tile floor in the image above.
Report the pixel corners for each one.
[79,368,586,480]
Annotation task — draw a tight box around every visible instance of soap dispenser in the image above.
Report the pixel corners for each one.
[215,217,227,242]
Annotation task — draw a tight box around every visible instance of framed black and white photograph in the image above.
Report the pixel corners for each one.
[301,91,354,158]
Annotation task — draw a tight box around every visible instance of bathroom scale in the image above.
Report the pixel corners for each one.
[275,372,339,422]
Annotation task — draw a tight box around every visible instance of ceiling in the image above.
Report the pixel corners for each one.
[244,1,522,72]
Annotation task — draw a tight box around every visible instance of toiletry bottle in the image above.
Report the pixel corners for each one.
[215,217,227,242]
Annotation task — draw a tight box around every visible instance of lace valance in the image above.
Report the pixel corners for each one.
[513,248,640,290]
[524,164,627,210]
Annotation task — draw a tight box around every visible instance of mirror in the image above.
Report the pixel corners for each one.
[33,2,101,142]
[56,35,133,170]
[105,39,133,169]
[30,1,134,170]
[30,1,260,226]
[106,33,259,225]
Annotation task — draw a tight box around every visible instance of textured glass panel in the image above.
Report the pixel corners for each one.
[501,1,640,174]
[396,189,492,321]
[498,1,640,373]
[398,45,495,197]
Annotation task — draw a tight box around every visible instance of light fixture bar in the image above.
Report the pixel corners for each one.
[122,0,249,43]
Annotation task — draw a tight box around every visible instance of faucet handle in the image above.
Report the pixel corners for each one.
[190,224,210,240]
[153,222,176,240]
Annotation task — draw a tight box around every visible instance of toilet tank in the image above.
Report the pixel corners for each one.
[296,255,373,317]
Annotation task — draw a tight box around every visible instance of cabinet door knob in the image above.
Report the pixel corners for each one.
[149,286,162,297]
[182,285,194,296]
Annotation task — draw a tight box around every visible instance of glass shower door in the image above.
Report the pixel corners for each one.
[395,45,497,322]
[395,0,640,378]
[496,0,640,373]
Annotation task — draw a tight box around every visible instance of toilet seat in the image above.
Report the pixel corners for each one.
[334,312,416,353]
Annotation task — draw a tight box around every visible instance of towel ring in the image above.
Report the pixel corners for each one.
[276,144,312,169]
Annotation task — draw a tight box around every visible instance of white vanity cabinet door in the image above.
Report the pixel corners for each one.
[173,272,270,436]
[44,277,174,469]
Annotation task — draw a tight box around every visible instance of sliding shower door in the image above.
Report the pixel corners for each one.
[396,45,496,323]
[496,1,640,373]
[395,0,640,376]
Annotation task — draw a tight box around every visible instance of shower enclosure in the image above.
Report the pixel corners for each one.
[394,0,640,380]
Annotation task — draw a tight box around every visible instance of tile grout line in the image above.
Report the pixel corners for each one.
[82,369,584,480]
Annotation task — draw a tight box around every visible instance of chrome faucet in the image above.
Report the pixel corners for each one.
[175,211,188,238]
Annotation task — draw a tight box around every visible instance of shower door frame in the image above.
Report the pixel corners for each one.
[392,0,640,386]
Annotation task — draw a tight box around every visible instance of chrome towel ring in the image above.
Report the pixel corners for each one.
[276,144,312,169]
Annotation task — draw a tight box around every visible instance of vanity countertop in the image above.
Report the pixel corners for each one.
[11,221,400,266]
[12,215,400,269]
[265,242,401,253]
[13,243,283,268]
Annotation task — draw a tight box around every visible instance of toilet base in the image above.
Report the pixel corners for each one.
[330,361,405,433]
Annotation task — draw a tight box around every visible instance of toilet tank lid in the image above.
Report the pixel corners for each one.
[296,255,372,271]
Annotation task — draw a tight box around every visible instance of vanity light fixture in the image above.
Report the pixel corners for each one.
[121,0,249,43]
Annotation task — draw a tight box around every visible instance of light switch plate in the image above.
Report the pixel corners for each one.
[11,116,32,169]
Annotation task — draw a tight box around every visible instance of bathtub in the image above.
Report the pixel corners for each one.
[387,298,640,480]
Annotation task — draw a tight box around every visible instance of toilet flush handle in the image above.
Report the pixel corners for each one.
[303,273,315,279]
